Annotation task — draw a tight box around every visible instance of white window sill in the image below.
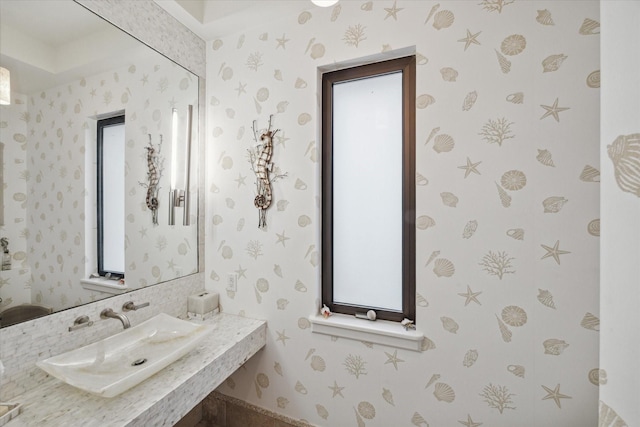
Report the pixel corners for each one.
[81,277,129,295]
[309,313,424,352]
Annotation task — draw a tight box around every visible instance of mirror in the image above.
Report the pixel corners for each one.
[0,0,199,327]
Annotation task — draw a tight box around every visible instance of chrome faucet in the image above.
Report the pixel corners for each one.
[100,308,131,329]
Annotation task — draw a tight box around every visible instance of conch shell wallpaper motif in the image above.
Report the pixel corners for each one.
[536,9,554,26]
[206,1,601,426]
[542,53,568,73]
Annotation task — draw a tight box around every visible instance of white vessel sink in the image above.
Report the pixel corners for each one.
[36,313,212,398]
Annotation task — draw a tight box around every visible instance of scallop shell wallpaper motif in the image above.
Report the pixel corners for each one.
[206,1,600,426]
[433,10,455,30]
[433,382,456,403]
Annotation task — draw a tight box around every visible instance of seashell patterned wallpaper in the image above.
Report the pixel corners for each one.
[206,1,600,425]
[0,95,30,308]
[0,58,198,314]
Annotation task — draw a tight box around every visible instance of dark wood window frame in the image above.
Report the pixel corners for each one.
[321,56,416,323]
[97,114,125,279]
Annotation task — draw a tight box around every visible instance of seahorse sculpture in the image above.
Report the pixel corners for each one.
[139,134,163,225]
[250,115,286,228]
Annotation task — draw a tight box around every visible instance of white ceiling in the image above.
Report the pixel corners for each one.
[1,0,99,46]
[0,0,319,94]
[0,1,153,94]
[153,0,316,40]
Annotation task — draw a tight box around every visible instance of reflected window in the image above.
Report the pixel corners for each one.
[321,56,416,322]
[97,115,125,278]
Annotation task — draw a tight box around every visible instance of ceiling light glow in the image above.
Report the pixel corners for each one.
[311,0,339,7]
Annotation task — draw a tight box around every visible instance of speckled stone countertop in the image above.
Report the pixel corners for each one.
[6,313,266,427]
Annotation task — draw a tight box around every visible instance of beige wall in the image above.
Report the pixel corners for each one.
[600,1,640,426]
[0,93,30,308]
[206,1,600,425]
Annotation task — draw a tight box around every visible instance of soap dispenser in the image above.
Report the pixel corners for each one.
[1,237,10,271]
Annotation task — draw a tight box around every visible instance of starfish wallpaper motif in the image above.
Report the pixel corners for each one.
[458,29,482,51]
[540,98,570,122]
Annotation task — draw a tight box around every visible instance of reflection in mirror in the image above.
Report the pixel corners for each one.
[0,0,199,327]
[97,115,125,278]
[169,105,194,226]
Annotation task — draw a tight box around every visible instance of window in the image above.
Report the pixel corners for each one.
[97,115,125,278]
[322,56,416,323]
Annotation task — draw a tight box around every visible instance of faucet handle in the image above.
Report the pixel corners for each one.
[69,315,94,332]
[100,308,116,319]
[122,301,150,312]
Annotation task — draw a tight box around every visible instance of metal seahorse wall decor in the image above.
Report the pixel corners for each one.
[249,115,287,228]
[139,134,164,225]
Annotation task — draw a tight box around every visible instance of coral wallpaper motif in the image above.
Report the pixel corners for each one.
[0,57,198,314]
[206,1,600,426]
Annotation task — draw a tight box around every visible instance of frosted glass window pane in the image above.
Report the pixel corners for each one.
[332,72,403,312]
[102,122,125,273]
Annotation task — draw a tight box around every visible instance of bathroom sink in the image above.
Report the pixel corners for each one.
[36,313,212,398]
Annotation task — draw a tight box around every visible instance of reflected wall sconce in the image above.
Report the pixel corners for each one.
[0,67,10,105]
[311,0,338,6]
[169,105,193,226]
